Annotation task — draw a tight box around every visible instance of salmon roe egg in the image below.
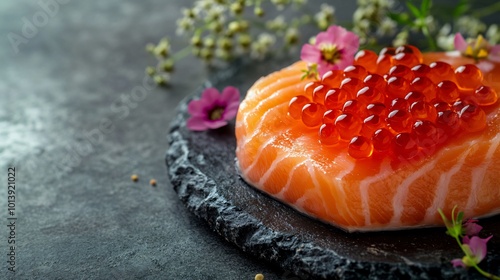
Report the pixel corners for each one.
[288,95,310,119]
[340,77,364,99]
[436,110,461,138]
[379,47,396,56]
[387,109,412,132]
[348,136,374,159]
[363,74,386,92]
[312,84,330,104]
[459,104,486,132]
[324,88,348,109]
[304,81,322,97]
[361,115,384,138]
[366,103,387,117]
[335,113,362,140]
[434,101,452,112]
[372,128,393,151]
[428,61,455,84]
[344,65,368,80]
[389,98,410,111]
[319,124,340,145]
[386,76,410,98]
[436,80,460,103]
[323,110,342,123]
[455,64,483,91]
[395,45,423,63]
[301,103,325,127]
[392,53,420,68]
[356,86,385,105]
[354,50,378,73]
[323,109,341,124]
[410,76,436,101]
[473,85,498,106]
[342,100,363,116]
[412,120,439,150]
[376,54,393,75]
[405,91,425,103]
[452,99,471,113]
[392,133,419,159]
[410,101,437,121]
[388,65,415,81]
[321,70,343,88]
[411,64,431,77]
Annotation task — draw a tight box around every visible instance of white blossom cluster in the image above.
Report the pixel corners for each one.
[436,16,500,51]
[352,0,397,45]
[147,0,339,84]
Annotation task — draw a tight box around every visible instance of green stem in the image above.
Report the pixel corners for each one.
[171,45,193,62]
[421,24,437,51]
[454,236,500,280]
[473,1,500,18]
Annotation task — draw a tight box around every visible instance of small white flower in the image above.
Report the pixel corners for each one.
[487,24,500,44]
[456,16,486,37]
[266,16,287,32]
[176,17,194,35]
[377,17,396,36]
[251,33,276,59]
[392,30,408,47]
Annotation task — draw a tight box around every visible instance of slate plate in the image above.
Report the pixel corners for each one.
[166,58,500,279]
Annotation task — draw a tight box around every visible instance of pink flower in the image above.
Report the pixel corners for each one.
[463,218,483,236]
[300,25,359,76]
[451,235,493,268]
[186,86,240,131]
[454,33,500,62]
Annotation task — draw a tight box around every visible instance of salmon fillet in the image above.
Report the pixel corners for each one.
[235,53,500,232]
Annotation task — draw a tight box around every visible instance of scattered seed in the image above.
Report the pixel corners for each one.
[150,179,157,186]
[131,174,139,182]
[255,273,264,280]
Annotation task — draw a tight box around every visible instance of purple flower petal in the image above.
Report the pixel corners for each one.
[451,258,466,268]
[203,119,228,129]
[315,31,334,45]
[187,116,209,131]
[490,45,500,54]
[454,33,468,52]
[463,219,482,236]
[201,87,221,104]
[490,45,500,61]
[301,44,321,63]
[223,103,240,120]
[188,99,208,116]
[342,32,361,50]
[468,235,492,262]
[221,86,240,105]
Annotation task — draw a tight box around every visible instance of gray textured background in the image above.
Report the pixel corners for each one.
[1,1,356,279]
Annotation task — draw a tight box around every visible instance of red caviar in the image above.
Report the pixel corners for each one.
[287,44,494,161]
[348,136,374,159]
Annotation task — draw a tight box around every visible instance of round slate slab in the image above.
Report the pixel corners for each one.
[166,58,500,280]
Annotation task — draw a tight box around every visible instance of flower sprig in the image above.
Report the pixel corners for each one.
[147,0,500,86]
[146,0,335,85]
[438,206,500,280]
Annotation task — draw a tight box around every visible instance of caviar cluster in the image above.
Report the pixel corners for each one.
[288,45,498,160]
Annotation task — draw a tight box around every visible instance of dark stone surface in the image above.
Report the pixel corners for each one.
[166,58,500,279]
[2,0,499,279]
[2,1,341,279]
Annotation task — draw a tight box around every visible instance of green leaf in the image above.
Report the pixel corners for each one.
[406,1,422,18]
[387,12,413,26]
[420,0,432,16]
[452,0,470,19]
[457,211,464,225]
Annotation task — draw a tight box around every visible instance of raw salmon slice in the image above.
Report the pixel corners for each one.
[235,52,500,232]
